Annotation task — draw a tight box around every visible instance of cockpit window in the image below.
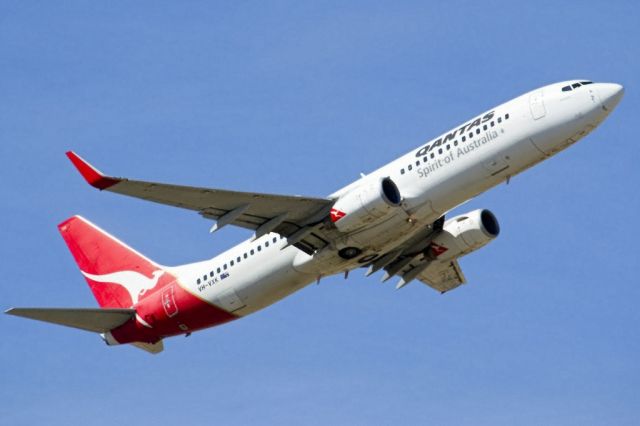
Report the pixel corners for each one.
[562,81,594,92]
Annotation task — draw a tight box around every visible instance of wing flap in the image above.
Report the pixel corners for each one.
[417,260,467,293]
[5,307,135,333]
[371,218,468,293]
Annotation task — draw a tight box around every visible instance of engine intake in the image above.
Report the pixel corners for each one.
[428,209,499,261]
[330,177,402,233]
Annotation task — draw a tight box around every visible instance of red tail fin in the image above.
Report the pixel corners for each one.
[58,216,166,308]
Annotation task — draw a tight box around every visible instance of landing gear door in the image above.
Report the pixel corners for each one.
[529,90,546,120]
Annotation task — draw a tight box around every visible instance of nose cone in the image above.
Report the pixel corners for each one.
[598,83,624,111]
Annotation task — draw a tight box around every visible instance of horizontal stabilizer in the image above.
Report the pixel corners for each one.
[5,307,135,333]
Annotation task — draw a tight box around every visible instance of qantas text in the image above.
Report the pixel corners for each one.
[415,111,495,157]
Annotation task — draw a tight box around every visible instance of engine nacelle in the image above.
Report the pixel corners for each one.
[428,209,500,261]
[330,177,402,233]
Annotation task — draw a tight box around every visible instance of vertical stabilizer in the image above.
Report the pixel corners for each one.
[58,216,167,308]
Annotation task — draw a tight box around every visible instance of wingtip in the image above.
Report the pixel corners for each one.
[66,151,120,190]
[57,215,88,233]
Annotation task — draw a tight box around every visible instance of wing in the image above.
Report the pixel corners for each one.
[416,260,466,293]
[381,252,467,293]
[367,218,467,293]
[66,151,333,240]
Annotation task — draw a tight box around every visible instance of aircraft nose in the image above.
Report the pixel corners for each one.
[598,83,624,112]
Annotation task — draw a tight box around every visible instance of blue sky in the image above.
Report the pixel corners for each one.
[1,1,639,425]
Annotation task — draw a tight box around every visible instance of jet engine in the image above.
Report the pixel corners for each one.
[427,209,500,261]
[330,177,402,233]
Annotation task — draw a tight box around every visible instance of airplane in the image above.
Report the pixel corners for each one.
[6,79,624,354]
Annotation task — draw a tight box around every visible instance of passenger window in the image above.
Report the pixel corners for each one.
[423,157,428,163]
[230,260,234,266]
[273,237,277,243]
[490,121,495,127]
[202,275,207,281]
[223,264,227,270]
[438,148,443,154]
[454,141,458,146]
[217,267,221,273]
[415,160,420,166]
[250,249,255,255]
[497,117,502,123]
[408,164,412,171]
[468,132,473,138]
[258,246,262,251]
[446,145,450,150]
[210,271,214,277]
[505,113,510,120]
[483,124,487,131]
[476,128,481,134]
[236,256,241,262]
[197,278,201,284]
[400,168,405,175]
[462,136,466,142]
[244,253,248,259]
[265,241,269,247]
[430,153,435,159]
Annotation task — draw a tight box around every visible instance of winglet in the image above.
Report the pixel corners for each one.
[66,151,120,190]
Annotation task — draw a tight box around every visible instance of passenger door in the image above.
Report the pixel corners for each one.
[529,90,546,120]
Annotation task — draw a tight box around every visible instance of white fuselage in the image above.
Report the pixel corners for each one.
[170,80,623,317]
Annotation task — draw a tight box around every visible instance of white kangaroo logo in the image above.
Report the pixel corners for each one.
[81,269,164,305]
